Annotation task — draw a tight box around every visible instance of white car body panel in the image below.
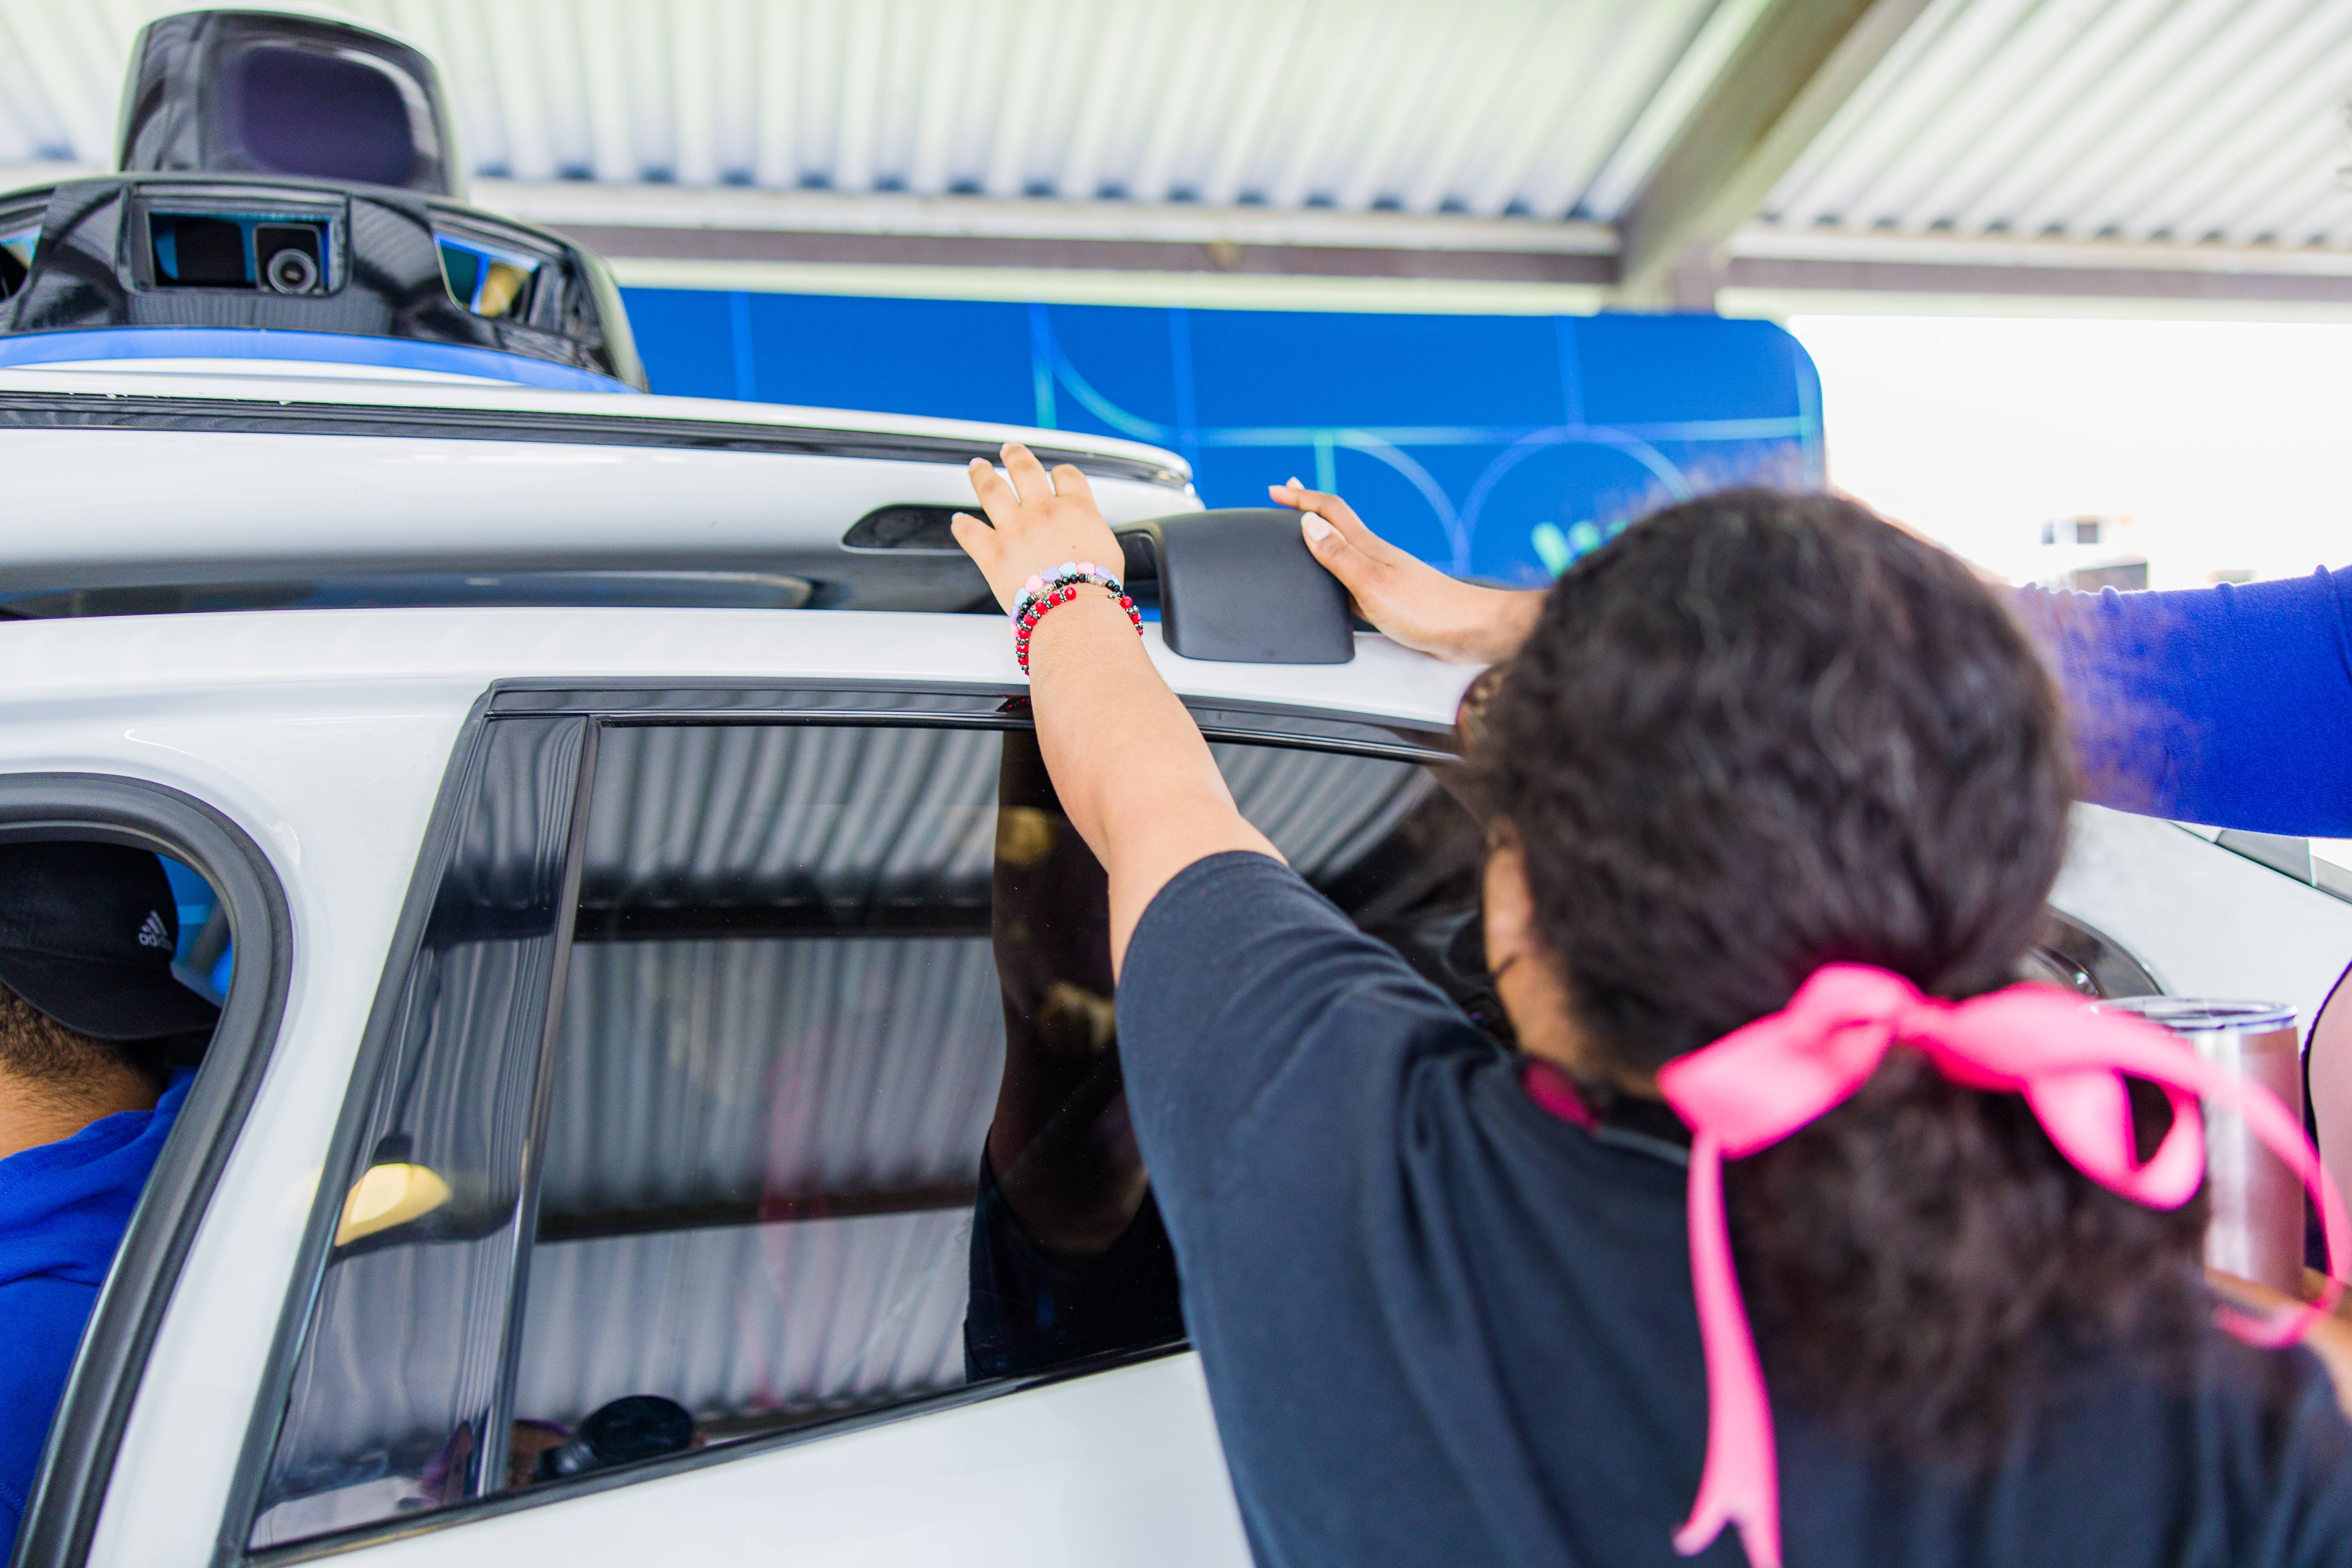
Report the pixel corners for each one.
[8,359,528,386]
[0,366,1195,584]
[2054,808,2352,1035]
[339,1354,1250,1568]
[0,365,1188,468]
[0,606,1457,1568]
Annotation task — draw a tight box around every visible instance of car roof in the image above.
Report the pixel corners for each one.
[0,606,1477,733]
[0,363,1190,477]
[0,363,1196,615]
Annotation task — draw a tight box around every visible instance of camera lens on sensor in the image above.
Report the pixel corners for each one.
[264,248,318,294]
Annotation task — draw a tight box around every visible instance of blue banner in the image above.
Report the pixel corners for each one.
[623,289,1824,586]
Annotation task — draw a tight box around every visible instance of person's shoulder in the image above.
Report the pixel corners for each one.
[2184,1330,2352,1555]
[2197,1323,2347,1416]
[1120,849,1438,1027]
[1115,851,1501,1198]
[1130,849,1332,941]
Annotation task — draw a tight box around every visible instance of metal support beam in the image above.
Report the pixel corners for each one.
[1614,0,1930,308]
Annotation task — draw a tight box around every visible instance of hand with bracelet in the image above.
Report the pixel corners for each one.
[951,445,1550,974]
[953,443,1279,971]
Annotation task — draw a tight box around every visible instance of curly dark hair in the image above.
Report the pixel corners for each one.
[1466,488,2205,1459]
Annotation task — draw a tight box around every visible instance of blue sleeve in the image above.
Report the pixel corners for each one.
[2014,566,2352,836]
[1112,851,1487,1218]
[0,1274,100,1559]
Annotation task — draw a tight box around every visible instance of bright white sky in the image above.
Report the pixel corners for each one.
[1785,315,2352,589]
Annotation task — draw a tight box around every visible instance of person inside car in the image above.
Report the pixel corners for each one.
[0,843,216,1555]
[965,728,1181,1379]
[948,446,2352,1568]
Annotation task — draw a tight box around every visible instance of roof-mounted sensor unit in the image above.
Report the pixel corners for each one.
[0,10,647,387]
[116,9,464,198]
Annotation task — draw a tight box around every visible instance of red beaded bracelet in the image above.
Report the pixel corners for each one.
[1013,569,1143,674]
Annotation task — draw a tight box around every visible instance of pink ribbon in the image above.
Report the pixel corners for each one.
[1650,964,2349,1568]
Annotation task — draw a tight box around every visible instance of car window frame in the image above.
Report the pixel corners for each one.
[225,680,1459,1563]
[216,689,501,1568]
[0,775,294,1568]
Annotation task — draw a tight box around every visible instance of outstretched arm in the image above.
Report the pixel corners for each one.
[953,445,1278,973]
[2013,567,2352,837]
[1267,478,1543,664]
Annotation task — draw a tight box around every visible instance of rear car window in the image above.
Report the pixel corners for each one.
[250,710,1484,1546]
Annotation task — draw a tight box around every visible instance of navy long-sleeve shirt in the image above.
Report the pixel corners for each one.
[1117,853,2352,1568]
[2013,566,2352,838]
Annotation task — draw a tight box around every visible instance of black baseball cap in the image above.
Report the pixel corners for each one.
[0,842,221,1042]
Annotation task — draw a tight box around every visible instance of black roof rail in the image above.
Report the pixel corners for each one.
[1113,509,1354,664]
[0,509,1351,655]
[833,505,1356,661]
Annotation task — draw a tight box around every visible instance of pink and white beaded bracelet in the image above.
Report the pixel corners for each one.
[1012,560,1143,673]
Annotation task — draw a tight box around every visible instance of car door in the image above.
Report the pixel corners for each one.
[226,682,1484,1566]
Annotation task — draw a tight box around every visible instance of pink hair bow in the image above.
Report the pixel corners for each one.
[1653,964,2349,1568]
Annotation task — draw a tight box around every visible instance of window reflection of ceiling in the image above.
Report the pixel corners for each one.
[574,723,1436,912]
[307,719,1454,1463]
[516,1210,972,1433]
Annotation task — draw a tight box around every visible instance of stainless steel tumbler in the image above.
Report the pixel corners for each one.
[2094,998,2304,1294]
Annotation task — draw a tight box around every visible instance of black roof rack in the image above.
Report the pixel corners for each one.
[1113,509,1354,664]
[0,509,1355,664]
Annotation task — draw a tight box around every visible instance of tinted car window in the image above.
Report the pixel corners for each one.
[252,716,587,1546]
[507,721,1484,1490]
[254,713,1485,1543]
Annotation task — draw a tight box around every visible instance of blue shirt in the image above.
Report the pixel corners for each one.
[1118,853,2352,1568]
[0,1071,188,1555]
[2016,566,2352,836]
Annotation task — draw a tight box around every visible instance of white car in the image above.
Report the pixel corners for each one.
[4,352,2352,1568]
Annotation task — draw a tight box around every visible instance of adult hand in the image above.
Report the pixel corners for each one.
[954,443,1126,613]
[1268,479,1542,664]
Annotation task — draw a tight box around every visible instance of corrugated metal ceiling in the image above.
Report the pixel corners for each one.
[0,0,1722,219]
[1762,0,2352,249]
[2,0,2348,286]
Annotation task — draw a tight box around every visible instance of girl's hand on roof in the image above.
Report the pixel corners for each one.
[955,444,1127,615]
[1270,479,1543,664]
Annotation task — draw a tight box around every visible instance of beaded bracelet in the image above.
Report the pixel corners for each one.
[1012,559,1144,674]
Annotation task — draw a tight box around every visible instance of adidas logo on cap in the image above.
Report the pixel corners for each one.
[137,909,170,950]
